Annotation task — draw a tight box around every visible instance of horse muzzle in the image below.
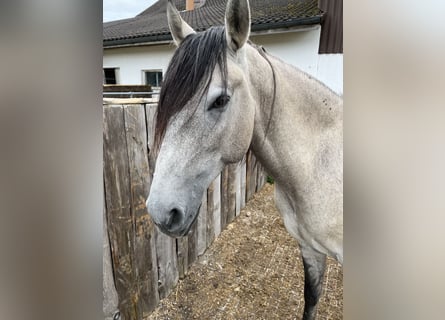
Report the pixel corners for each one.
[146,199,184,235]
[146,195,202,238]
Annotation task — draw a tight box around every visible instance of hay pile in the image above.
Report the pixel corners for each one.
[146,184,343,319]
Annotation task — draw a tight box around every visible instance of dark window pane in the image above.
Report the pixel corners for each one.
[104,68,117,84]
[145,72,157,86]
[145,71,162,87]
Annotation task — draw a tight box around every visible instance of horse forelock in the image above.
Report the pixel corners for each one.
[155,26,228,151]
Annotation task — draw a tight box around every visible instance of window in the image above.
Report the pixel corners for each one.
[103,68,118,84]
[144,70,163,87]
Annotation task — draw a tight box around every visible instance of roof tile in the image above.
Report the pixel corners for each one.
[104,0,322,46]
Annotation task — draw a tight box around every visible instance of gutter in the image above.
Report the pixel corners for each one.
[104,33,172,48]
[104,16,322,49]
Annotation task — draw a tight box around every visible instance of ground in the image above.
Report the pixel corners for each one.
[146,183,343,320]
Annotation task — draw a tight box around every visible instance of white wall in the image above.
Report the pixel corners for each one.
[316,54,343,95]
[250,27,321,77]
[103,25,342,94]
[251,27,343,95]
[103,44,175,85]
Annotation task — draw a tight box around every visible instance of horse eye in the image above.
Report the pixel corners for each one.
[209,95,230,110]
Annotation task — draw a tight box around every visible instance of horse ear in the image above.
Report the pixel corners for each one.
[225,0,251,51]
[167,0,195,46]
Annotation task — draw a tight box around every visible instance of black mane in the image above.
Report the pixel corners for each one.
[155,26,228,150]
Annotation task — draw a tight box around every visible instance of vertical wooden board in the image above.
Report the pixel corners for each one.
[246,151,256,201]
[257,164,267,191]
[245,152,251,203]
[187,216,198,266]
[220,166,229,230]
[226,163,237,223]
[124,104,159,313]
[206,182,215,246]
[176,237,188,280]
[142,229,159,318]
[155,229,179,300]
[240,156,246,211]
[103,200,119,318]
[250,153,258,199]
[147,226,159,316]
[145,103,158,180]
[212,174,222,237]
[262,167,266,189]
[103,105,138,320]
[197,192,207,256]
[262,165,266,189]
[234,161,242,217]
[255,162,260,192]
[145,103,157,150]
[256,163,262,192]
[103,106,131,219]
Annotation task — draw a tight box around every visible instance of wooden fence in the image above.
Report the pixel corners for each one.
[103,85,153,98]
[103,102,267,320]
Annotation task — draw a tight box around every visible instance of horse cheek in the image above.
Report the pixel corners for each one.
[223,103,254,163]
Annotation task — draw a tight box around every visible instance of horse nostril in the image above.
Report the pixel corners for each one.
[166,208,183,229]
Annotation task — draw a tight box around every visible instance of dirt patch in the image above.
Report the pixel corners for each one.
[146,184,343,320]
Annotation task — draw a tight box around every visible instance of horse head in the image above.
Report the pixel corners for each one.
[147,0,255,237]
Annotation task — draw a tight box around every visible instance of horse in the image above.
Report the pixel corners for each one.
[146,0,343,319]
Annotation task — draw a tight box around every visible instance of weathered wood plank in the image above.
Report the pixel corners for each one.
[239,156,246,212]
[246,150,257,201]
[220,166,229,230]
[155,230,179,300]
[256,162,261,192]
[197,192,207,256]
[234,162,242,217]
[124,104,159,314]
[103,199,119,319]
[145,103,157,151]
[252,154,259,195]
[206,181,215,247]
[103,105,139,320]
[103,85,152,99]
[226,163,237,224]
[256,163,266,191]
[176,237,188,280]
[212,174,222,237]
[144,103,157,180]
[245,151,251,202]
[187,217,198,266]
[143,230,160,319]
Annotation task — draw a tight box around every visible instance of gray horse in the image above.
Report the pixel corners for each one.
[147,0,343,319]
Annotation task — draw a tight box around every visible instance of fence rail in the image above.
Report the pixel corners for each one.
[103,102,266,320]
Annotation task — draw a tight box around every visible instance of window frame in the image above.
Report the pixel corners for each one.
[142,69,163,88]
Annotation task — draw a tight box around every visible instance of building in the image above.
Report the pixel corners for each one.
[103,0,343,94]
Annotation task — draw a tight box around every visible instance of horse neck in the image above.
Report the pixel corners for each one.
[245,45,343,192]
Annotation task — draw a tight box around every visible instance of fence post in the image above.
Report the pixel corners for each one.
[123,104,159,315]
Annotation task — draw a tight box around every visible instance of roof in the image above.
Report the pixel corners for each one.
[104,0,323,48]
